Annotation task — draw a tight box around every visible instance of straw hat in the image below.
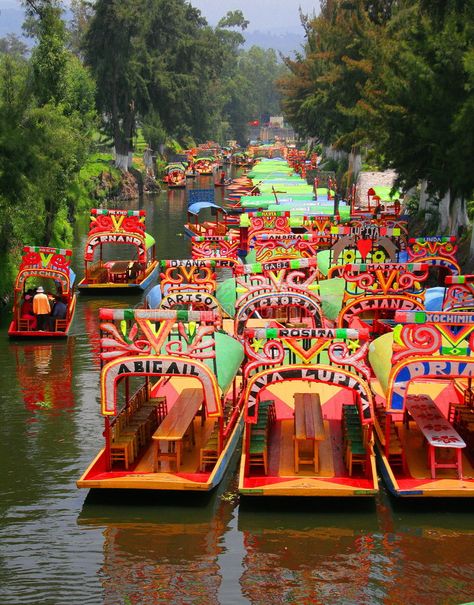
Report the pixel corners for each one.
[36,286,44,293]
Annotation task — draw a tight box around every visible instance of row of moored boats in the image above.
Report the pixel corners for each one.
[9,150,474,499]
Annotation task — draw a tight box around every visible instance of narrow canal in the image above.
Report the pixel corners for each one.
[1,180,473,605]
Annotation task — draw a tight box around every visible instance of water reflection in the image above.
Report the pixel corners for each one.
[11,340,75,412]
[239,501,379,605]
[238,495,474,605]
[79,490,235,605]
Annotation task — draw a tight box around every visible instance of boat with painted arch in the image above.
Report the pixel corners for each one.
[77,308,245,492]
[78,209,159,291]
[238,326,378,497]
[8,246,76,338]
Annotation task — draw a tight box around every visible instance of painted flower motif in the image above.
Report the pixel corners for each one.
[423,423,450,432]
[432,435,461,444]
[371,250,386,263]
[342,249,356,264]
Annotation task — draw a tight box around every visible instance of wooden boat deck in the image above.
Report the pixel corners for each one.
[135,417,215,474]
[240,417,378,497]
[373,381,474,496]
[77,417,224,491]
[268,419,338,478]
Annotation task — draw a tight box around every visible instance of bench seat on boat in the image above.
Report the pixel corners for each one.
[248,400,275,475]
[110,394,167,469]
[18,318,34,331]
[199,424,219,471]
[342,404,367,476]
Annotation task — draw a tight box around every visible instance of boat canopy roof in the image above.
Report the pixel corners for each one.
[15,246,74,294]
[145,232,155,249]
[188,202,227,215]
[98,308,244,415]
[165,162,186,172]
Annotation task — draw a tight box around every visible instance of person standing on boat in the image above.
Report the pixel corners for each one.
[33,286,51,331]
[48,296,67,331]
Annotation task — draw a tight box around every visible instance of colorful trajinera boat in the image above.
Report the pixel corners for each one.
[369,308,474,497]
[164,163,187,188]
[77,308,245,492]
[8,246,76,338]
[78,209,159,291]
[183,189,239,238]
[194,157,214,175]
[238,326,378,497]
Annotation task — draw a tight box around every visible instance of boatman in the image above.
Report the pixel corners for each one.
[33,286,51,331]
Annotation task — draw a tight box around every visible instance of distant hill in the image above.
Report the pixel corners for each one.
[0,6,305,58]
[243,29,305,57]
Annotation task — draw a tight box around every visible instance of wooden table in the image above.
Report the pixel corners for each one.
[152,388,203,471]
[107,261,132,283]
[405,394,466,479]
[294,392,325,473]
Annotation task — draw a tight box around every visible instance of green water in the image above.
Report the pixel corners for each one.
[1,181,473,605]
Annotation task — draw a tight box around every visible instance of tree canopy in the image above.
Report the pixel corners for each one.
[279,0,474,235]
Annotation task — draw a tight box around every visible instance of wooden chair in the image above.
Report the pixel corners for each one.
[110,421,135,470]
[55,319,68,332]
[18,319,33,331]
[149,397,168,424]
[248,427,268,475]
[112,271,128,283]
[115,413,139,458]
[342,406,367,476]
[125,412,148,449]
[345,440,367,476]
[200,425,219,471]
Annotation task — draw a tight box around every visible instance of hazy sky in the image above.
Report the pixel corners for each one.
[0,0,321,38]
[191,0,320,32]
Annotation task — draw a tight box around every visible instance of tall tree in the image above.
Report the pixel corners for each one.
[279,0,382,150]
[85,0,231,168]
[359,0,474,234]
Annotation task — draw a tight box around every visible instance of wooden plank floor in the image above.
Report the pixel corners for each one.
[134,418,216,474]
[268,419,340,477]
[398,422,474,479]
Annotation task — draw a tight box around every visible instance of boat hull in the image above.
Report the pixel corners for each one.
[78,263,159,292]
[238,450,378,498]
[375,440,474,498]
[8,295,77,338]
[77,408,244,492]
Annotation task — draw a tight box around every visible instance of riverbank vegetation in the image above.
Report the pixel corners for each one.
[0,0,286,299]
[279,0,474,249]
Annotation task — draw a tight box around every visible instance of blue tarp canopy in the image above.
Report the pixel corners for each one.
[188,188,215,205]
[188,202,227,215]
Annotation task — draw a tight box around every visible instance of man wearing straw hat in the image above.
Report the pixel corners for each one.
[33,286,51,331]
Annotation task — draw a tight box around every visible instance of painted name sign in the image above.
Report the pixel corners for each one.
[423,312,474,324]
[340,296,421,324]
[245,365,372,421]
[236,292,322,334]
[163,259,240,268]
[247,328,359,340]
[17,269,69,292]
[101,355,220,416]
[86,234,144,257]
[256,234,316,241]
[160,292,220,311]
[389,359,474,411]
[333,225,396,238]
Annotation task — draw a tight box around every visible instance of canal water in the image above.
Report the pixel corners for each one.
[1,179,473,605]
